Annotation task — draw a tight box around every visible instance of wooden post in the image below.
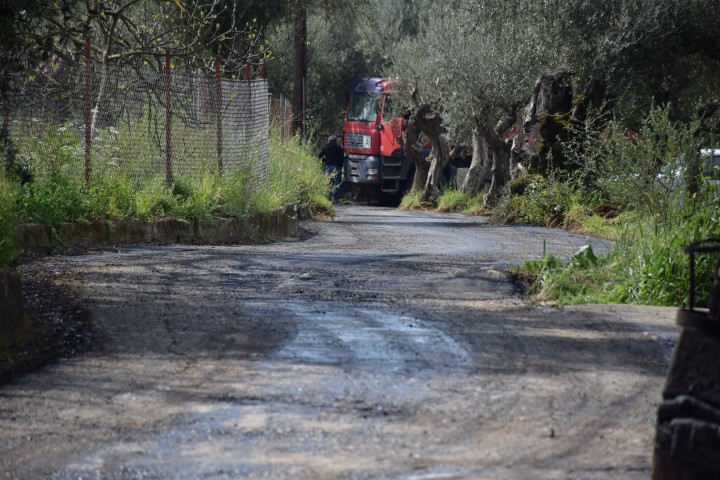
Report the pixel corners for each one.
[84,36,92,188]
[164,50,172,187]
[215,55,223,175]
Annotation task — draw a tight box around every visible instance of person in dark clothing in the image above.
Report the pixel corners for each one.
[318,134,344,203]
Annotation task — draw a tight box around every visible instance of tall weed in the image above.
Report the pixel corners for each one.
[594,105,701,218]
[16,173,88,243]
[524,184,720,306]
[265,129,331,217]
[494,174,592,227]
[1,124,331,254]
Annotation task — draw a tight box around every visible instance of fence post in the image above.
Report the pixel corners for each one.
[164,50,172,188]
[215,55,223,176]
[245,63,252,168]
[84,36,92,188]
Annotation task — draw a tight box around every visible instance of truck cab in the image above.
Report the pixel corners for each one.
[343,78,414,203]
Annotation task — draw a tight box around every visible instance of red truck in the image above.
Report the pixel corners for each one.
[342,78,415,205]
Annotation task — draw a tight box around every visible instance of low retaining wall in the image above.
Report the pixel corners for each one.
[16,205,298,252]
[2,206,298,330]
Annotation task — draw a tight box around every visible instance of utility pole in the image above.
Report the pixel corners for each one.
[292,5,307,136]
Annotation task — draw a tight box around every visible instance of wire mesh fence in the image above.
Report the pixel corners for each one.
[1,47,274,187]
[271,95,293,140]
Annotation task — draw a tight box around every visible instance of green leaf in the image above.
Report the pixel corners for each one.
[571,245,598,269]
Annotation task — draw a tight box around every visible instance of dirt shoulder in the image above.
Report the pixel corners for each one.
[0,259,93,385]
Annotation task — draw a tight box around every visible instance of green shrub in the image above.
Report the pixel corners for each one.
[4,120,330,254]
[86,176,140,220]
[265,130,331,217]
[12,121,84,180]
[16,172,88,243]
[217,168,252,218]
[462,193,488,215]
[400,190,424,209]
[512,104,718,306]
[173,173,222,221]
[594,105,701,219]
[494,174,592,227]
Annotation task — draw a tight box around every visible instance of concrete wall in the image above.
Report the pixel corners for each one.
[17,206,298,253]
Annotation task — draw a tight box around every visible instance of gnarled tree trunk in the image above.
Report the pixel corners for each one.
[521,72,574,173]
[482,127,511,207]
[482,110,518,207]
[408,103,449,202]
[402,110,430,193]
[460,126,490,196]
[423,134,450,202]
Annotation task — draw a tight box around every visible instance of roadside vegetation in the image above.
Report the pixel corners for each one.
[412,105,720,308]
[0,128,331,269]
[266,0,720,309]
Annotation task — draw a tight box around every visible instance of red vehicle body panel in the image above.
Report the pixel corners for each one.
[342,78,412,197]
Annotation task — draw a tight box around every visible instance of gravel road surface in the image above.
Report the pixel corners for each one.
[1,206,677,479]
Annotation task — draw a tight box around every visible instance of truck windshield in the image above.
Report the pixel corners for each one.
[347,93,380,122]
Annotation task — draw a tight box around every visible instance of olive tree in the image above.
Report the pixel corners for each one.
[389,0,720,204]
[390,0,567,204]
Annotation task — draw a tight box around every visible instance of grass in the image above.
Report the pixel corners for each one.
[400,190,424,209]
[396,107,718,308]
[436,189,468,212]
[515,182,720,307]
[401,186,489,215]
[1,127,331,263]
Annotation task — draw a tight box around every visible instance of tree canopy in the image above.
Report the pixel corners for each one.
[0,0,272,75]
[386,0,720,137]
[3,0,718,141]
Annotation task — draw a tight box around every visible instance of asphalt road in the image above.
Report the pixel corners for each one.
[1,206,677,479]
